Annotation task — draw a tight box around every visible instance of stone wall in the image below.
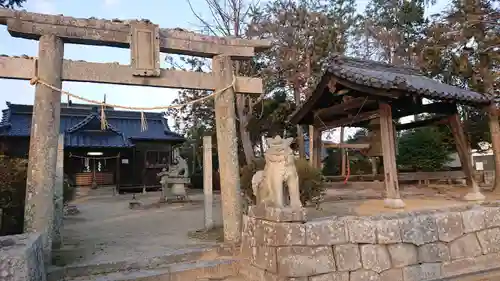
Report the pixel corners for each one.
[240,203,500,281]
[0,233,46,281]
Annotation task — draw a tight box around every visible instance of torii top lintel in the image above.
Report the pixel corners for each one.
[0,8,271,59]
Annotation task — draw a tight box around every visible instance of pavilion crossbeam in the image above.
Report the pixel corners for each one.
[314,110,379,130]
[393,102,456,119]
[323,143,370,149]
[0,8,271,59]
[396,115,450,131]
[0,56,263,94]
[314,97,377,120]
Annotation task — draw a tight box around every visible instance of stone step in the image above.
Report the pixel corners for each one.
[56,259,239,281]
[48,244,238,281]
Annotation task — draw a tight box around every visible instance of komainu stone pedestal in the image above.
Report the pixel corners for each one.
[240,205,308,281]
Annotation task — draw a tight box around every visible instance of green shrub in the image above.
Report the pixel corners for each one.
[240,157,325,209]
[63,174,75,204]
[0,156,28,235]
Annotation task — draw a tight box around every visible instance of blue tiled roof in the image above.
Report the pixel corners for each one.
[0,103,185,148]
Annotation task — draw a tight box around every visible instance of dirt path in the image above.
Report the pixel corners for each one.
[57,191,223,266]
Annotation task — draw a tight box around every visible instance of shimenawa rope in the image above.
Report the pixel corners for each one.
[29,69,237,132]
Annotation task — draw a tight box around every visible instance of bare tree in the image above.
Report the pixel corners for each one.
[185,0,259,165]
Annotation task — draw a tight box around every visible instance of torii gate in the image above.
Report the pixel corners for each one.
[0,8,270,261]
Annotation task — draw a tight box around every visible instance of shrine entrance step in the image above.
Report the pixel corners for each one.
[47,245,238,281]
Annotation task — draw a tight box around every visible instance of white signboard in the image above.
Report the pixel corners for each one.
[122,159,129,164]
[476,162,484,171]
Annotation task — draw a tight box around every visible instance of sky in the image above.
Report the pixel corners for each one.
[0,0,450,135]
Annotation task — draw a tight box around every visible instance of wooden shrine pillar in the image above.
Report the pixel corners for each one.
[213,55,242,243]
[25,34,64,263]
[314,128,322,169]
[340,127,346,176]
[379,103,405,208]
[308,125,314,165]
[309,126,322,169]
[448,113,485,201]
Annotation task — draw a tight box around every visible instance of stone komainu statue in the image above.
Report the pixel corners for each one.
[251,136,302,208]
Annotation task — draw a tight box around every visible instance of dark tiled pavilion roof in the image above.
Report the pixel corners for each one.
[326,56,491,104]
[290,56,493,125]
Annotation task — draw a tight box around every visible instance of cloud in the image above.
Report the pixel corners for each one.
[32,0,56,14]
[104,0,120,7]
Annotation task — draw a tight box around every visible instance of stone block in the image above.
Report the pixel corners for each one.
[360,245,391,273]
[349,270,380,281]
[376,219,401,244]
[263,271,307,281]
[334,244,361,272]
[275,222,306,246]
[346,218,376,244]
[254,219,276,246]
[248,205,307,222]
[242,215,257,249]
[476,227,500,254]
[387,244,418,268]
[239,264,265,281]
[305,219,348,246]
[277,246,335,277]
[449,233,482,259]
[251,246,277,273]
[435,212,464,242]
[484,207,500,228]
[441,252,500,278]
[402,263,441,281]
[417,242,450,263]
[240,238,254,259]
[461,208,486,233]
[254,219,305,246]
[400,215,438,246]
[242,215,257,237]
[309,272,349,281]
[0,233,46,281]
[379,269,403,281]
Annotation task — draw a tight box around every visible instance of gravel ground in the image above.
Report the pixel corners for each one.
[57,190,223,266]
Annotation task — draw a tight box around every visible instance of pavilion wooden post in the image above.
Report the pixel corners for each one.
[379,103,405,209]
[309,125,314,165]
[203,136,214,230]
[52,133,64,249]
[213,55,242,243]
[313,128,322,169]
[24,34,64,263]
[448,113,485,201]
[340,127,346,176]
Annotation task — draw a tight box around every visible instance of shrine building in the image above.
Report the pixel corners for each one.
[0,102,185,192]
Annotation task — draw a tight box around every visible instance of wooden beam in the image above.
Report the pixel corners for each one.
[314,97,376,119]
[315,110,379,129]
[323,143,371,149]
[396,115,450,131]
[393,102,456,119]
[0,56,263,94]
[324,170,467,182]
[0,9,271,59]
